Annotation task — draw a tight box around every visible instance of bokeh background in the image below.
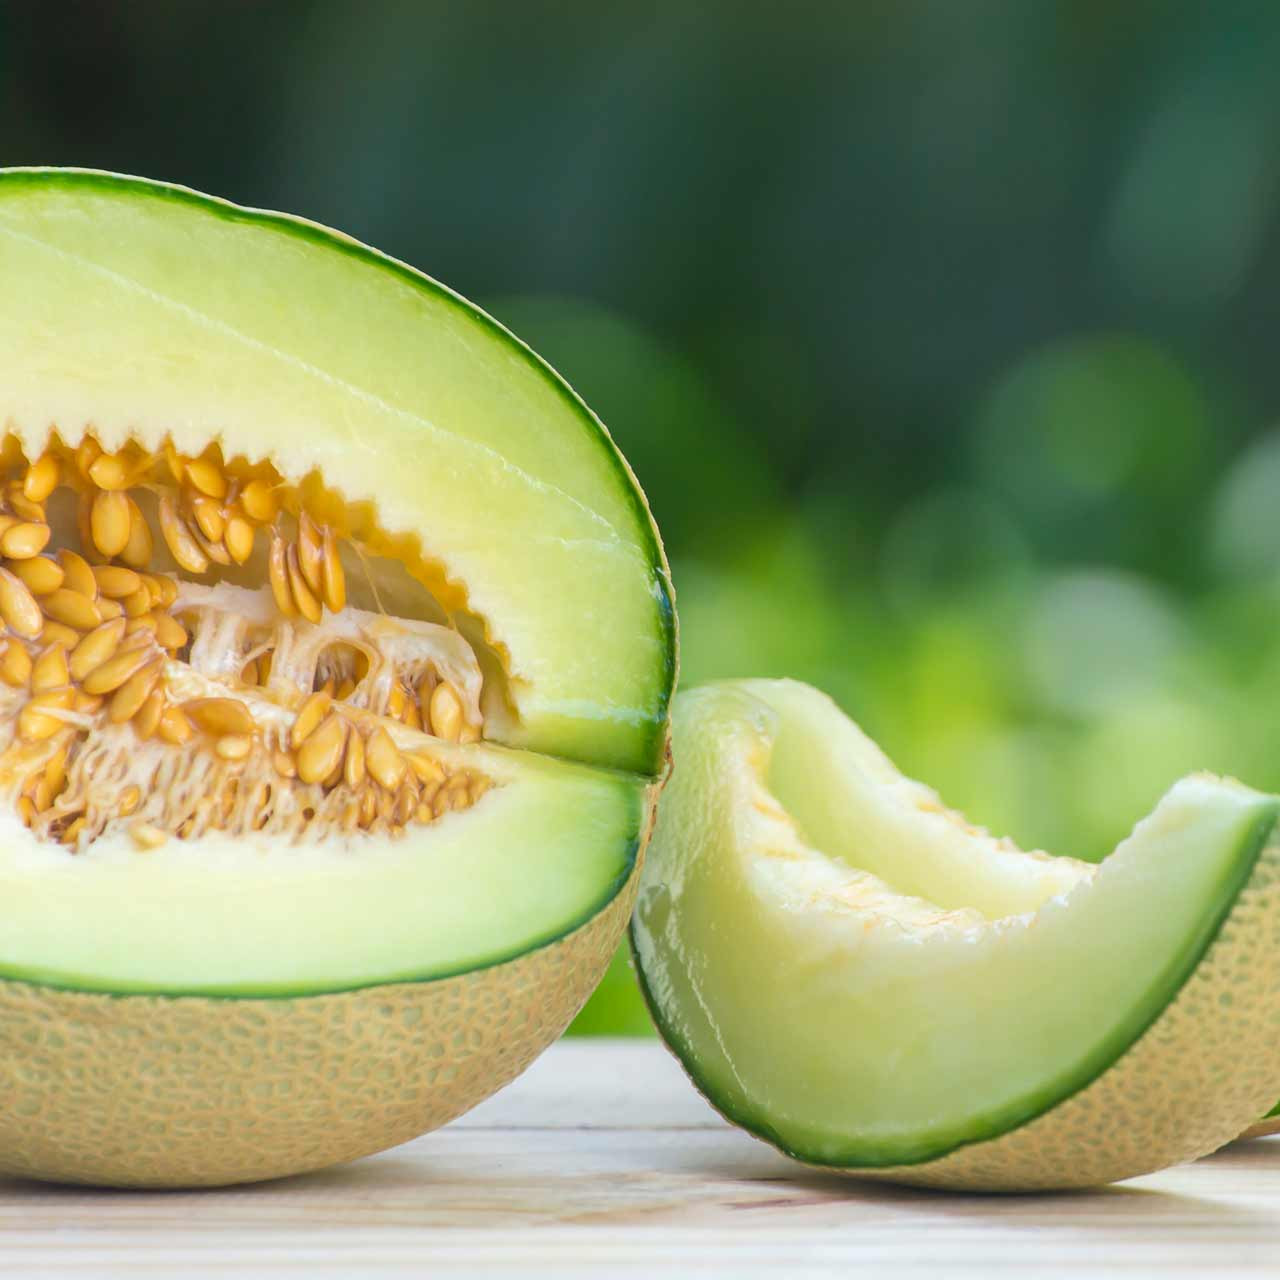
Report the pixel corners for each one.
[6,2,1280,1032]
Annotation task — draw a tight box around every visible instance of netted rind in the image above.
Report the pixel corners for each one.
[0,863,638,1187]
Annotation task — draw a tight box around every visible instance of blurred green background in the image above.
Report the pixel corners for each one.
[6,2,1280,1033]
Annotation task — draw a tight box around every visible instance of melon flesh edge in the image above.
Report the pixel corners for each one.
[0,169,674,775]
[633,679,1280,1171]
[0,738,647,996]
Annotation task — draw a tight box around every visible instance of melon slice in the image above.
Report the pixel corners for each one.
[0,168,673,1186]
[632,679,1280,1190]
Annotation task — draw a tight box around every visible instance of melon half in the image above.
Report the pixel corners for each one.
[0,168,675,1186]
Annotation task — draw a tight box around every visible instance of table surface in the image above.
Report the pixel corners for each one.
[5,1037,1280,1277]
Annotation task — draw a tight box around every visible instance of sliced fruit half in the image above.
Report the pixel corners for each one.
[632,679,1280,1191]
[0,169,673,1186]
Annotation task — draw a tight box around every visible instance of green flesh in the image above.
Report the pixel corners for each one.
[632,679,1280,1168]
[0,741,645,997]
[0,168,674,777]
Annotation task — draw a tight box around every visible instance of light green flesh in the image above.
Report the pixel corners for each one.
[0,168,673,776]
[0,741,644,997]
[633,679,1279,1167]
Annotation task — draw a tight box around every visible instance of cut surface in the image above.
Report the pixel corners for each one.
[0,169,673,991]
[633,680,1280,1186]
[0,737,645,996]
[0,420,651,997]
[0,168,674,775]
[0,168,672,1186]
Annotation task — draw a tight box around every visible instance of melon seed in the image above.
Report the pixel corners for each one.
[343,726,366,788]
[0,642,32,688]
[120,496,153,570]
[92,566,142,599]
[157,705,194,746]
[22,454,59,503]
[108,657,163,723]
[285,543,323,624]
[224,515,254,565]
[290,690,331,750]
[57,550,98,599]
[296,512,324,594]
[237,480,275,523]
[184,456,228,500]
[183,697,256,738]
[43,588,102,632]
[90,489,132,558]
[429,682,464,742]
[190,496,225,543]
[9,556,63,596]
[31,644,69,694]
[321,525,346,613]
[366,727,406,792]
[19,688,75,742]
[0,567,44,638]
[82,645,157,695]
[6,489,45,523]
[0,522,51,560]
[134,689,165,741]
[158,492,209,574]
[70,619,126,682]
[296,712,347,784]
[41,622,80,650]
[153,613,187,651]
[87,452,132,491]
[268,532,297,619]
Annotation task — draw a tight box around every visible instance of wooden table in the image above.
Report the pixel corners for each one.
[4,1038,1279,1276]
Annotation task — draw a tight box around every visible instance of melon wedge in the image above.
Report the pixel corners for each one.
[632,680,1280,1190]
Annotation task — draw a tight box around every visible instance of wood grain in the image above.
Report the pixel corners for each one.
[2,1039,1279,1277]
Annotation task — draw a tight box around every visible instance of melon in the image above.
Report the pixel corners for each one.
[0,168,674,1186]
[631,679,1280,1191]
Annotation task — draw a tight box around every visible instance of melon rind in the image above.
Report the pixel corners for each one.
[1239,1114,1280,1141]
[632,680,1280,1191]
[0,863,639,1188]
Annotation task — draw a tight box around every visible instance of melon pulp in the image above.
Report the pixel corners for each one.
[0,168,674,1187]
[632,680,1280,1191]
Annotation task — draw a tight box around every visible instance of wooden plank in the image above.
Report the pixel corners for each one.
[1,1039,1278,1277]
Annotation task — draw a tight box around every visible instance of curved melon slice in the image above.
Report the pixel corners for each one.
[0,167,674,775]
[632,680,1280,1191]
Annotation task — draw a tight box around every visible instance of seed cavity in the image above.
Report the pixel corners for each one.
[0,432,492,852]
